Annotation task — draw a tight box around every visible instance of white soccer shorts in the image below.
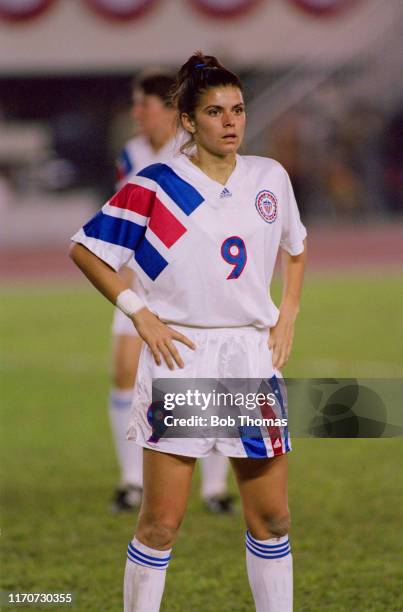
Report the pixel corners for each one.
[127,326,291,459]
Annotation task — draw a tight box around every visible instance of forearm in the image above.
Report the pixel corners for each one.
[69,242,129,305]
[279,240,307,322]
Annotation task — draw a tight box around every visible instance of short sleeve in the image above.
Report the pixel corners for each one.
[280,171,307,256]
[70,182,150,271]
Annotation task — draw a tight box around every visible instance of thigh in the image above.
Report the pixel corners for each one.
[140,449,196,521]
[230,454,289,538]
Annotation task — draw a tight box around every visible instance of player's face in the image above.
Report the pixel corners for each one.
[132,90,175,139]
[183,86,245,157]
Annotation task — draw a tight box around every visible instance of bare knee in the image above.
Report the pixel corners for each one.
[266,512,291,538]
[248,511,291,540]
[136,515,182,549]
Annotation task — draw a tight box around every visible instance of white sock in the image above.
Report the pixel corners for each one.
[200,454,229,499]
[124,537,171,612]
[109,388,143,488]
[246,531,293,612]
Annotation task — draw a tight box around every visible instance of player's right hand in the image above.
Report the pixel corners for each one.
[132,308,195,370]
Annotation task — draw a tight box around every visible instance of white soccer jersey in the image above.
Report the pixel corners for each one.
[72,154,306,329]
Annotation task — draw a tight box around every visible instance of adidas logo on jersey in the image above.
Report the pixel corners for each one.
[220,187,232,198]
[273,438,282,449]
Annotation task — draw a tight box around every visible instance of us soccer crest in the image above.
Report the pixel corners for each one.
[255,190,278,224]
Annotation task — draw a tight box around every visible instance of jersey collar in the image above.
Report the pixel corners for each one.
[172,153,245,201]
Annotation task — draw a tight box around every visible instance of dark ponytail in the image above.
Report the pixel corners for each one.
[172,51,243,119]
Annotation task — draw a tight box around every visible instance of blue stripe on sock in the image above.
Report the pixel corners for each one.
[128,543,171,563]
[127,549,169,569]
[246,539,290,557]
[246,531,289,550]
[246,542,291,560]
[246,539,290,556]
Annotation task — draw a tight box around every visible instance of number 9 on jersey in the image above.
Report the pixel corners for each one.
[221,236,247,279]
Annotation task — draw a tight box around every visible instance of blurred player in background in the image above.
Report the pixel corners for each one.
[110,71,233,514]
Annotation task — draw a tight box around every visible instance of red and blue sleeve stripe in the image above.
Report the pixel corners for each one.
[82,211,145,251]
[138,164,204,215]
[81,163,204,281]
[134,238,168,281]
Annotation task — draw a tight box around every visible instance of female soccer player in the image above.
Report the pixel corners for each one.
[70,52,306,612]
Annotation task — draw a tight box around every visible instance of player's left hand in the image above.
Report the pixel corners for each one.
[268,312,296,370]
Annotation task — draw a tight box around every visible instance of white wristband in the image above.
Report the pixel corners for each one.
[116,289,145,317]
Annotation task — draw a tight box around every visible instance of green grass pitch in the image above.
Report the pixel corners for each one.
[1,275,402,611]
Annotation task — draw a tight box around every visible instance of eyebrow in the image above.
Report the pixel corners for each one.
[204,103,245,111]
